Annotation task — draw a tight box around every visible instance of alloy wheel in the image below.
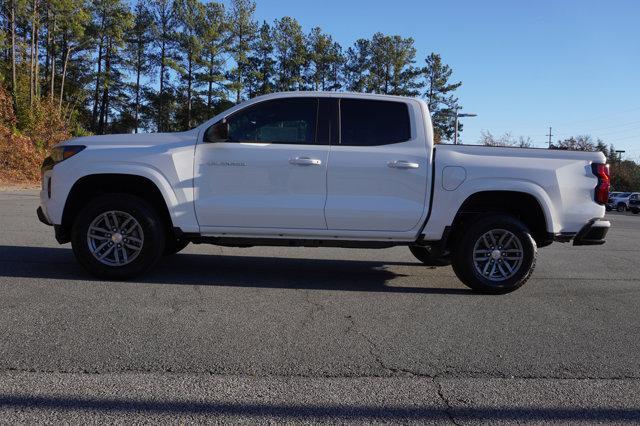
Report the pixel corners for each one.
[86,210,144,266]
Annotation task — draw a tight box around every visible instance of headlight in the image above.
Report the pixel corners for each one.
[42,145,86,182]
[50,145,86,163]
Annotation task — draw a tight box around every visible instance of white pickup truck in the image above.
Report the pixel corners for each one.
[38,92,611,293]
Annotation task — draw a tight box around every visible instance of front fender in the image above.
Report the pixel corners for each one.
[49,161,199,233]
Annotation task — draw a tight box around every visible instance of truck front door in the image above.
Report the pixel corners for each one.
[194,97,329,230]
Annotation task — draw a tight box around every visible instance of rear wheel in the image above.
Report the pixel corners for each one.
[71,194,165,279]
[631,207,640,215]
[451,214,536,294]
[617,203,626,212]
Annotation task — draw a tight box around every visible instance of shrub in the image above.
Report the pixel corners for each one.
[0,85,70,183]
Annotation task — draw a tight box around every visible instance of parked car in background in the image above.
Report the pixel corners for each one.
[608,192,633,212]
[629,193,640,214]
[605,192,622,211]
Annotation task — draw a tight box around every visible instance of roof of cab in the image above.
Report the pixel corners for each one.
[249,91,419,103]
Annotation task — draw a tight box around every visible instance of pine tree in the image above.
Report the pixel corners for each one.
[199,1,225,110]
[246,20,274,96]
[126,0,154,133]
[306,27,342,91]
[368,33,421,96]
[344,38,370,92]
[91,0,133,134]
[227,0,256,102]
[273,16,307,91]
[151,0,175,131]
[172,0,205,129]
[326,42,344,91]
[422,52,462,143]
[595,138,609,157]
[55,0,90,112]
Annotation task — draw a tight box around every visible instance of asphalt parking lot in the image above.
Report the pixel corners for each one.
[0,190,639,423]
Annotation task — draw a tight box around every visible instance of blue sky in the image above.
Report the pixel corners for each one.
[248,0,640,158]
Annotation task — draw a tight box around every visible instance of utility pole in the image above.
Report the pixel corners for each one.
[452,110,478,145]
[546,127,553,148]
[615,150,625,162]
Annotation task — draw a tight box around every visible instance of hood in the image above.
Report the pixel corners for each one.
[60,129,199,147]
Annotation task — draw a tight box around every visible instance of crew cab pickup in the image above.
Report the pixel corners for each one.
[37,92,611,293]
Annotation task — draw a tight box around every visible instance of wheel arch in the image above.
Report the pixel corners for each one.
[448,190,551,248]
[60,173,176,244]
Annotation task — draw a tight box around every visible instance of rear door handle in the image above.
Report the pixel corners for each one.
[290,157,322,166]
[388,160,419,169]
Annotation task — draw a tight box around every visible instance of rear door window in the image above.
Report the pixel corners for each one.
[339,99,411,146]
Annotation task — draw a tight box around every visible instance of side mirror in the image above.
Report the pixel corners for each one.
[204,120,229,143]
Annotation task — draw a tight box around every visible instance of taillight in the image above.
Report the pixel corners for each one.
[591,163,610,205]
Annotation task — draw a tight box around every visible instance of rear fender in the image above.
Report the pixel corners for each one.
[422,178,557,241]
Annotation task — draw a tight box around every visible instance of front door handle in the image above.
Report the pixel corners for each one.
[388,160,419,169]
[290,157,322,166]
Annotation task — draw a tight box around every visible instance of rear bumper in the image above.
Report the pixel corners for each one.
[573,219,610,246]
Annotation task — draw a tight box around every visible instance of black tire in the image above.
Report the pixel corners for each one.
[409,245,451,266]
[605,205,612,212]
[451,214,537,294]
[71,194,165,279]
[163,238,189,256]
[617,203,626,212]
[632,208,640,215]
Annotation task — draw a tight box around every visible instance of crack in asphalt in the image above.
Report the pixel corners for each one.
[299,290,325,330]
[344,314,452,378]
[435,379,461,425]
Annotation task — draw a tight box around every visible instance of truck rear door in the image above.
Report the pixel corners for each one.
[324,98,430,232]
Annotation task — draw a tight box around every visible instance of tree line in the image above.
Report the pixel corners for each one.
[0,0,463,142]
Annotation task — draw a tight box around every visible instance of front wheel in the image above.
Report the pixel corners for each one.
[631,207,640,215]
[451,214,537,294]
[71,194,165,280]
[617,203,626,212]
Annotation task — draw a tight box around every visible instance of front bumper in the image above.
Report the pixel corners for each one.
[573,219,610,246]
[37,206,69,244]
[36,206,52,226]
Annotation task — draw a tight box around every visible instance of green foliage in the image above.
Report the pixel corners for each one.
[226,0,257,102]
[245,21,275,96]
[306,27,343,91]
[610,160,640,192]
[368,33,422,96]
[423,53,462,143]
[273,16,306,91]
[550,135,596,151]
[125,0,155,133]
[198,1,226,108]
[0,0,467,143]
